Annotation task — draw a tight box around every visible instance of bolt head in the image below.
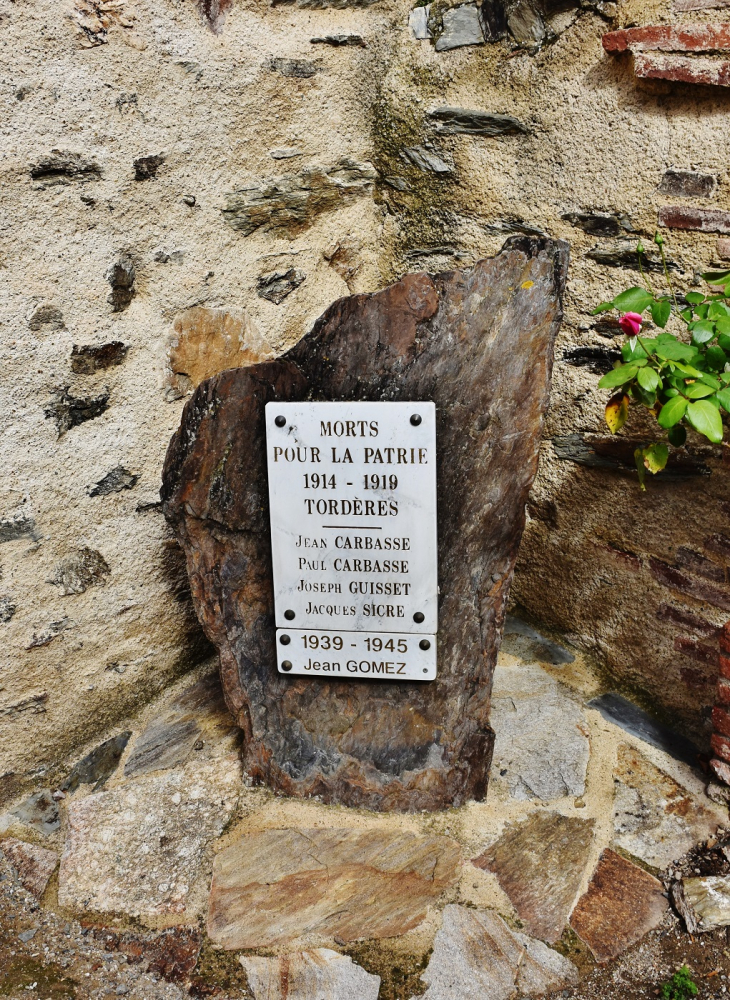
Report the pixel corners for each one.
[275,415,286,427]
[410,413,422,426]
[413,612,425,624]
[284,610,295,621]
[280,634,291,645]
[282,660,293,671]
[419,639,431,650]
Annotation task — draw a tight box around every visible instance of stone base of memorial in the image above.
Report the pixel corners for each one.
[161,236,568,812]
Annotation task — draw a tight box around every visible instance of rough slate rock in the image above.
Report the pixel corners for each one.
[473,811,595,942]
[570,849,668,962]
[241,949,381,1000]
[207,827,460,949]
[1,838,58,899]
[681,875,730,931]
[413,905,578,1000]
[435,4,484,51]
[429,107,529,136]
[162,237,567,811]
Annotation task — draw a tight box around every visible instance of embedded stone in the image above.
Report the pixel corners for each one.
[27,303,65,331]
[207,827,460,949]
[256,268,306,304]
[603,24,730,53]
[658,169,717,199]
[106,253,135,312]
[682,875,730,930]
[570,849,668,962]
[161,237,567,810]
[412,905,577,1000]
[473,811,595,942]
[166,305,273,398]
[562,209,634,237]
[401,145,453,174]
[612,744,723,869]
[268,57,319,78]
[87,466,139,497]
[717,237,730,259]
[48,548,110,596]
[508,0,545,49]
[59,755,240,916]
[311,34,367,46]
[44,388,110,436]
[1,838,58,899]
[133,154,164,180]
[61,731,131,792]
[221,159,377,237]
[240,949,381,999]
[71,342,128,374]
[90,925,202,982]
[434,5,484,52]
[659,206,730,234]
[30,150,101,186]
[490,664,590,801]
[409,6,431,39]
[429,107,529,135]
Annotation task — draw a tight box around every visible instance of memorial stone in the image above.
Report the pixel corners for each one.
[161,236,568,811]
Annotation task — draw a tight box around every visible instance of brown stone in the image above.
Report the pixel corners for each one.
[710,757,730,785]
[570,849,668,963]
[90,925,202,982]
[603,24,730,53]
[166,306,273,398]
[1,837,58,899]
[472,811,595,943]
[712,732,730,763]
[206,827,461,949]
[161,238,567,810]
[718,237,730,260]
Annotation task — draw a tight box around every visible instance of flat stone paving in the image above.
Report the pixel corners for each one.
[1,626,730,999]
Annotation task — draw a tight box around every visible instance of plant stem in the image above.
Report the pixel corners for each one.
[659,242,679,310]
[636,335,655,358]
[637,248,655,296]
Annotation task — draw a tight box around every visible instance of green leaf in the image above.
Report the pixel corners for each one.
[717,317,730,337]
[671,361,703,377]
[696,303,710,320]
[613,287,654,313]
[708,302,730,321]
[699,372,721,389]
[591,301,614,315]
[680,307,693,323]
[690,320,715,345]
[598,364,639,389]
[705,345,727,371]
[637,367,661,392]
[684,382,716,399]
[725,281,730,298]
[668,425,686,447]
[656,340,697,362]
[650,298,671,328]
[634,448,647,491]
[717,387,730,412]
[685,292,705,304]
[605,393,630,434]
[686,399,724,443]
[701,269,730,284]
[643,442,669,474]
[657,395,688,428]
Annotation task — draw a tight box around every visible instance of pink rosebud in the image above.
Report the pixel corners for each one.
[619,312,643,337]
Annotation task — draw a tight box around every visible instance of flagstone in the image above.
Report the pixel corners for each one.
[240,949,381,1000]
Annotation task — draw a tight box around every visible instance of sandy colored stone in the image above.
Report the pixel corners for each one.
[473,812,595,942]
[167,306,273,397]
[412,904,578,1000]
[1,837,58,899]
[162,241,567,811]
[612,744,723,869]
[59,755,240,916]
[570,849,668,962]
[207,827,461,949]
[490,663,590,801]
[240,949,381,1000]
[682,875,730,931]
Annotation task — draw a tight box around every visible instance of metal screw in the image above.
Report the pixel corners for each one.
[413,612,425,624]
[284,610,295,620]
[423,668,428,674]
[419,639,431,650]
[410,413,422,426]
[282,660,293,671]
[275,415,286,427]
[280,634,291,645]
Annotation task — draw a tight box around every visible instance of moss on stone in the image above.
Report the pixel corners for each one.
[345,940,432,1000]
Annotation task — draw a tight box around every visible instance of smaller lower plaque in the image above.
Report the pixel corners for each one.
[276,628,437,681]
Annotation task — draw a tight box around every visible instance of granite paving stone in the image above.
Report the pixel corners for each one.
[410,904,578,1000]
[59,755,240,916]
[612,743,723,869]
[472,812,595,942]
[570,849,668,962]
[207,827,461,949]
[490,663,590,801]
[240,949,381,999]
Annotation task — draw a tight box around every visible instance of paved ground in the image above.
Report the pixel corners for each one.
[1,616,729,998]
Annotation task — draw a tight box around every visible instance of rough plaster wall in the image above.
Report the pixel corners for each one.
[1,0,729,792]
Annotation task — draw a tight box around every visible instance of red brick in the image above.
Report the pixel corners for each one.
[603,24,730,53]
[720,653,730,678]
[649,557,730,611]
[713,705,730,738]
[710,757,730,786]
[676,547,727,584]
[711,731,730,762]
[717,678,730,705]
[638,52,730,87]
[674,637,720,666]
[659,205,730,233]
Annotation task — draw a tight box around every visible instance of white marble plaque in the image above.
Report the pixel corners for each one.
[276,628,437,681]
[266,401,438,634]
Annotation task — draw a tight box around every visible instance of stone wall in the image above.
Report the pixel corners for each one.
[2,0,730,794]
